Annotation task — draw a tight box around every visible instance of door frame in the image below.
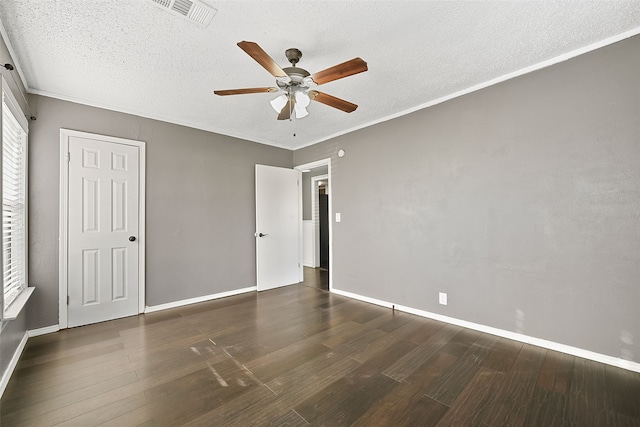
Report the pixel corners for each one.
[294,158,332,291]
[311,174,328,268]
[58,129,146,329]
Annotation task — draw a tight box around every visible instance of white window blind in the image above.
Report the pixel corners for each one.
[2,86,28,311]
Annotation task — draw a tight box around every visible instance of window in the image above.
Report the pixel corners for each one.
[2,77,28,314]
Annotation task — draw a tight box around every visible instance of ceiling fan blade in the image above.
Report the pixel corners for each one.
[310,58,368,86]
[277,96,295,120]
[237,41,288,78]
[309,91,358,113]
[214,87,277,96]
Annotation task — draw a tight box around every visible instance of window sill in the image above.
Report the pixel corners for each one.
[3,287,35,321]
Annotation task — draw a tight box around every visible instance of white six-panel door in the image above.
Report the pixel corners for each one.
[66,133,140,327]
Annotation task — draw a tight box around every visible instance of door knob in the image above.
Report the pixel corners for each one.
[129,236,136,242]
[258,233,268,237]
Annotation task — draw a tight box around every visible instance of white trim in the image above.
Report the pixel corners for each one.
[59,129,146,329]
[58,132,69,328]
[1,77,28,131]
[297,169,304,283]
[28,324,60,337]
[0,330,28,398]
[3,287,34,320]
[294,159,332,291]
[302,220,314,267]
[332,288,640,374]
[0,20,29,92]
[137,143,146,313]
[144,286,256,313]
[311,174,328,268]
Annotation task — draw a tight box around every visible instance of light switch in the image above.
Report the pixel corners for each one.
[335,212,341,222]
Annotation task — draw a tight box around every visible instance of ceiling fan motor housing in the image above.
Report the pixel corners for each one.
[285,48,302,65]
[276,48,312,90]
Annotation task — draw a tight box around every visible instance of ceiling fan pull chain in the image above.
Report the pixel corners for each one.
[292,94,297,137]
[289,89,293,122]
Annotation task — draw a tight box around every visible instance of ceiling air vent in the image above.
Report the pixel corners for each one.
[150,0,217,27]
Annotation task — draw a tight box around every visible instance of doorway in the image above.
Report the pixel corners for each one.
[295,159,331,291]
[59,129,146,328]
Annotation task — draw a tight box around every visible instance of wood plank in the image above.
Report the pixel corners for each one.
[536,349,574,395]
[570,356,607,412]
[424,351,483,406]
[51,392,149,427]
[269,410,310,426]
[435,367,505,426]
[244,342,332,382]
[440,328,481,358]
[382,323,461,382]
[294,373,398,425]
[481,336,523,372]
[2,371,138,419]
[479,344,547,427]
[523,388,570,427]
[605,364,640,419]
[351,351,456,426]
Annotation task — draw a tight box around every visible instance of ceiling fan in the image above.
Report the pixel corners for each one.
[214,41,368,120]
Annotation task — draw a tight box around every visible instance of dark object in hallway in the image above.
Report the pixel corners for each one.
[319,192,329,271]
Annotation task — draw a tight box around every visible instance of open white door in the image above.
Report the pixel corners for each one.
[255,164,301,291]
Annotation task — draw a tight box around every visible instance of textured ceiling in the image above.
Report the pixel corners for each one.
[1,1,640,149]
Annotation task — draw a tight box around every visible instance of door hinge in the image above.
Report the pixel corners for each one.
[67,152,70,162]
[67,295,69,305]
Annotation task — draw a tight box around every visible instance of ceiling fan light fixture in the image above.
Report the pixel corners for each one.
[294,105,309,119]
[270,94,288,113]
[295,91,310,108]
[294,91,310,118]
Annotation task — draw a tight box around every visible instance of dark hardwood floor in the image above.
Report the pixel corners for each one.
[2,273,639,426]
[302,267,328,291]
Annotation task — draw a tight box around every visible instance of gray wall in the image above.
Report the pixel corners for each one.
[294,35,640,363]
[1,30,29,392]
[28,95,292,329]
[302,166,328,220]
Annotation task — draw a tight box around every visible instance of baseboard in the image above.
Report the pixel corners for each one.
[145,286,256,313]
[0,330,28,398]
[28,325,60,337]
[332,288,640,374]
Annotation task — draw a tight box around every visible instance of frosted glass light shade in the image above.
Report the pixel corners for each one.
[295,91,310,108]
[294,91,309,118]
[270,94,288,113]
[270,92,310,118]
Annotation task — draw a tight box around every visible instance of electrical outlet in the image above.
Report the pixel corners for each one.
[439,292,448,305]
